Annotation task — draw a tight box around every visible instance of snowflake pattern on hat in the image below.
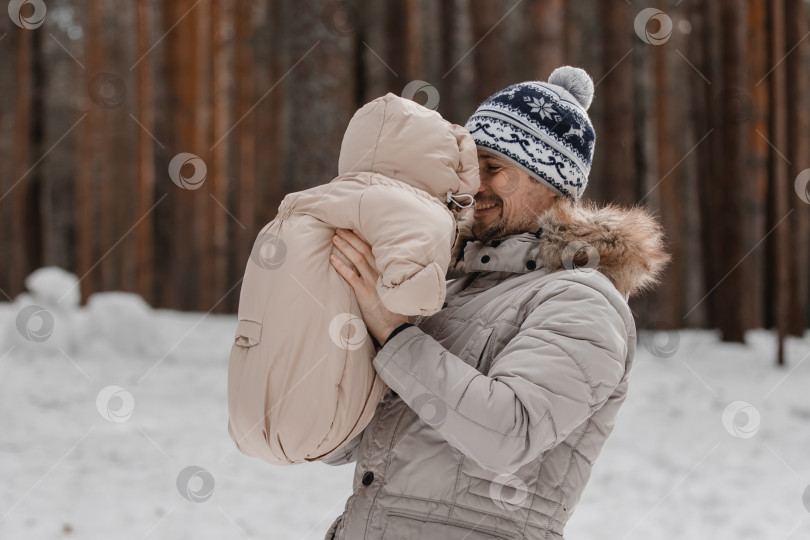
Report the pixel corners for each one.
[465,75,596,200]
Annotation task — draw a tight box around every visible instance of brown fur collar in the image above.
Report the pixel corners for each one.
[448,199,671,298]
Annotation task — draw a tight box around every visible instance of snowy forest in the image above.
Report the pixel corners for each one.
[2,1,810,539]
[2,0,809,344]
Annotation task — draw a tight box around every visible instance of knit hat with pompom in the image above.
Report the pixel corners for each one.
[464,66,596,200]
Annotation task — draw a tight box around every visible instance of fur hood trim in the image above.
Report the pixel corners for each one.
[449,199,671,298]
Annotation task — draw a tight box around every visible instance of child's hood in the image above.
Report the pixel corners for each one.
[338,93,480,202]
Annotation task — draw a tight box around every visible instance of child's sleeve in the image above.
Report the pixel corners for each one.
[356,185,456,316]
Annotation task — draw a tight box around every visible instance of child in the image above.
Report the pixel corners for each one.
[227,93,479,465]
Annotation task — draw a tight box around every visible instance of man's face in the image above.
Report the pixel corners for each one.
[472,151,558,243]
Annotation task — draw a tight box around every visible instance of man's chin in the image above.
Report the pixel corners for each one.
[471,220,504,244]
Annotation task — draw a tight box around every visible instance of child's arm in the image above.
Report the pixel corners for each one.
[356,183,456,316]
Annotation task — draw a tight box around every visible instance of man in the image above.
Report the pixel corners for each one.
[325,66,670,539]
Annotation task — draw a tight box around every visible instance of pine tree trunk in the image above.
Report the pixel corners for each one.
[563,0,583,66]
[652,30,685,329]
[599,0,636,205]
[229,0,257,312]
[714,0,750,342]
[0,17,20,299]
[281,0,355,192]
[629,37,657,328]
[784,0,810,335]
[670,0,707,329]
[76,0,104,304]
[39,2,80,275]
[767,0,791,365]
[745,0,770,332]
[469,0,509,104]
[134,0,156,304]
[208,0,233,312]
[110,0,138,294]
[404,0,422,81]
[527,0,563,80]
[254,0,287,229]
[439,0,475,123]
[8,27,35,297]
[689,0,721,329]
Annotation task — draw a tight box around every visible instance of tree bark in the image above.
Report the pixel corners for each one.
[281,0,355,192]
[469,0,509,104]
[784,0,810,335]
[688,0,721,330]
[134,0,156,304]
[439,0,476,124]
[527,0,564,80]
[744,0,770,332]
[766,0,791,365]
[713,0,750,342]
[76,0,104,304]
[38,4,78,275]
[8,27,36,297]
[229,0,256,312]
[598,0,636,205]
[207,0,233,312]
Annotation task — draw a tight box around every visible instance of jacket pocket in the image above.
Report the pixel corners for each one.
[468,327,495,372]
[477,327,499,374]
[381,509,516,540]
[464,470,567,536]
[233,319,262,347]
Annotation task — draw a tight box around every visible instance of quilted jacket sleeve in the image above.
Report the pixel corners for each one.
[371,274,631,474]
[357,184,456,316]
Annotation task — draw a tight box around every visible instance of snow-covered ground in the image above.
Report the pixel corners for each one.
[1,288,809,539]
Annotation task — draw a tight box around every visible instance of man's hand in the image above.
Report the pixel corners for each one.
[329,228,409,345]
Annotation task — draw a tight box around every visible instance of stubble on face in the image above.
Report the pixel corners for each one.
[471,152,558,244]
[471,205,544,244]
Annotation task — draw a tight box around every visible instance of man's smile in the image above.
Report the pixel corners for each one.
[473,197,501,219]
[474,204,499,217]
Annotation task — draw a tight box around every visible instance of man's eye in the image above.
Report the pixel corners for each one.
[487,165,501,172]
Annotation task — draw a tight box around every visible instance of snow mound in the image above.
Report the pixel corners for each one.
[1,268,168,360]
[24,266,81,308]
[2,267,84,358]
[81,292,167,356]
[3,292,82,359]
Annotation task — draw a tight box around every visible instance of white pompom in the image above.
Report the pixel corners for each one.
[548,66,594,110]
